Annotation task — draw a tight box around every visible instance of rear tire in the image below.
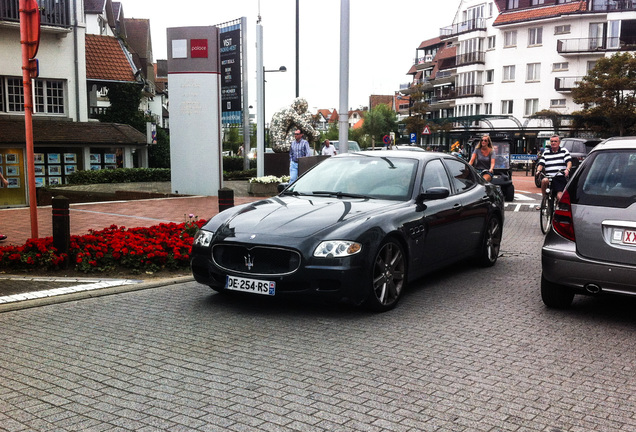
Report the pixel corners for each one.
[539,195,552,234]
[503,184,515,202]
[364,239,406,312]
[541,275,574,308]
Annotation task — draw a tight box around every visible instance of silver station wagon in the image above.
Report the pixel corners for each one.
[541,137,636,308]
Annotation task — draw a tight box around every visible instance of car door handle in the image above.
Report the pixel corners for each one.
[481,195,490,202]
[453,203,462,210]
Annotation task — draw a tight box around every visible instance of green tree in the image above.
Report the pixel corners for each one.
[148,127,170,168]
[98,82,148,132]
[403,84,429,143]
[362,103,398,147]
[572,52,636,137]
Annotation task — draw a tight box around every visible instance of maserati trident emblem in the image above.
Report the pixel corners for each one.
[244,254,255,271]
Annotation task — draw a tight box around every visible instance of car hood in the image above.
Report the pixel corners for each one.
[210,195,401,239]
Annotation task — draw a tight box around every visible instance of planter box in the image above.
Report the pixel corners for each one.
[248,182,279,197]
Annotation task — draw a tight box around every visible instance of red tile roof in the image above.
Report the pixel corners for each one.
[418,36,442,49]
[494,1,587,26]
[85,34,136,82]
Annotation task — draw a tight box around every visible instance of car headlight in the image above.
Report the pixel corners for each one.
[314,241,362,258]
[193,230,214,247]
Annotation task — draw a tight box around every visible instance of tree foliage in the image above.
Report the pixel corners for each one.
[361,103,398,146]
[572,52,636,137]
[530,109,564,134]
[98,82,148,132]
[148,127,170,168]
[403,84,430,140]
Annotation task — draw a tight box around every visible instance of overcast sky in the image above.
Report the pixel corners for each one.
[122,0,459,119]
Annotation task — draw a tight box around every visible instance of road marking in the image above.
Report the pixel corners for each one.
[0,279,141,304]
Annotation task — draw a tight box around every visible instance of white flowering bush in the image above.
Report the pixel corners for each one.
[270,97,320,153]
[249,175,290,184]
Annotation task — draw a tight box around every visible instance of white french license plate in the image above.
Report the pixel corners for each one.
[226,275,276,296]
[622,229,636,245]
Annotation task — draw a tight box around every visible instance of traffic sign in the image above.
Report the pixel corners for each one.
[422,125,431,135]
[410,133,416,143]
[383,135,390,144]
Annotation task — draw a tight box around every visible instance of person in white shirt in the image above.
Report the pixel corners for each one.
[321,139,337,156]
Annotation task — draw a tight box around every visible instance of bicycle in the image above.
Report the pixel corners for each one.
[537,170,566,234]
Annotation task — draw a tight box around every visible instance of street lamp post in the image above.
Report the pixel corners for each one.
[263,66,287,147]
[256,65,286,177]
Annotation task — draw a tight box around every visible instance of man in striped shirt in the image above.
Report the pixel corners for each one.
[536,135,572,201]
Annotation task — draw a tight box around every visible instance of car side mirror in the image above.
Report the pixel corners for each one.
[277,183,288,193]
[418,187,450,201]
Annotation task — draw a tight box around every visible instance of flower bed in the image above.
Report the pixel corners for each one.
[0,217,207,274]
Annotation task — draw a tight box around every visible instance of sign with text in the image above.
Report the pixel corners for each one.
[220,27,242,124]
[190,39,208,58]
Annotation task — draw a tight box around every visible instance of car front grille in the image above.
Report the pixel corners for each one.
[211,244,301,276]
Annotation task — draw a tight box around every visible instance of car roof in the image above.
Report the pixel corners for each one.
[592,137,636,152]
[337,150,446,161]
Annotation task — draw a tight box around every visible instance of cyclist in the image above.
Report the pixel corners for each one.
[469,134,496,182]
[536,134,572,202]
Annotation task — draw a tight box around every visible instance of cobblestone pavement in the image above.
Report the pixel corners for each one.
[2,211,636,431]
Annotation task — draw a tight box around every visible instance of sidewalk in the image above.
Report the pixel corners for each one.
[0,181,259,311]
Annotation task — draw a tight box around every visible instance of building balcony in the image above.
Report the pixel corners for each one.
[456,51,485,67]
[1,0,71,27]
[456,84,484,98]
[440,17,486,39]
[437,56,457,71]
[555,76,583,92]
[556,37,636,54]
[590,0,636,11]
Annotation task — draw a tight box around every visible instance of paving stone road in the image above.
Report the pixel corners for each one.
[1,211,636,431]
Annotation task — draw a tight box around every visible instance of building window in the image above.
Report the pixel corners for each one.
[501,100,514,114]
[34,80,65,114]
[531,0,545,4]
[552,62,569,71]
[1,77,66,114]
[487,35,496,50]
[504,30,517,48]
[528,27,543,46]
[526,63,541,82]
[503,65,516,82]
[587,60,597,72]
[524,99,539,116]
[7,78,24,112]
[486,69,494,83]
[507,0,519,8]
[484,102,492,114]
[554,24,571,35]
[550,99,566,107]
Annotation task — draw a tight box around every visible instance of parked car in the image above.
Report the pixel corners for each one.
[559,137,601,172]
[541,137,636,308]
[329,140,361,152]
[365,145,427,152]
[191,151,504,311]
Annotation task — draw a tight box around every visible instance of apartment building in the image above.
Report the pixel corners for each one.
[401,0,636,153]
[0,0,156,207]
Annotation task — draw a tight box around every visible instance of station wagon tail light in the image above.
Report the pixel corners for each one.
[553,190,575,241]
[314,241,362,258]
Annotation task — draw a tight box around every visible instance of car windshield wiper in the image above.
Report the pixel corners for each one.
[280,190,312,196]
[311,190,370,199]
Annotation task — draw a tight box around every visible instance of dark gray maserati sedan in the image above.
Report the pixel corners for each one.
[191,151,504,311]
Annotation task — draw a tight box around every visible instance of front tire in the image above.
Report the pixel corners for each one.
[541,275,574,308]
[479,215,502,267]
[364,240,406,312]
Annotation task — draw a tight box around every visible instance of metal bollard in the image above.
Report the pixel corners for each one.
[52,196,70,267]
[218,188,234,213]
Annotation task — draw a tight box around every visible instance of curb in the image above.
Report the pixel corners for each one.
[0,275,195,313]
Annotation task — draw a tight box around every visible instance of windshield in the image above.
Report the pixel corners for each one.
[286,155,418,201]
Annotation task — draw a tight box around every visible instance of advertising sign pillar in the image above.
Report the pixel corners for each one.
[167,27,222,196]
